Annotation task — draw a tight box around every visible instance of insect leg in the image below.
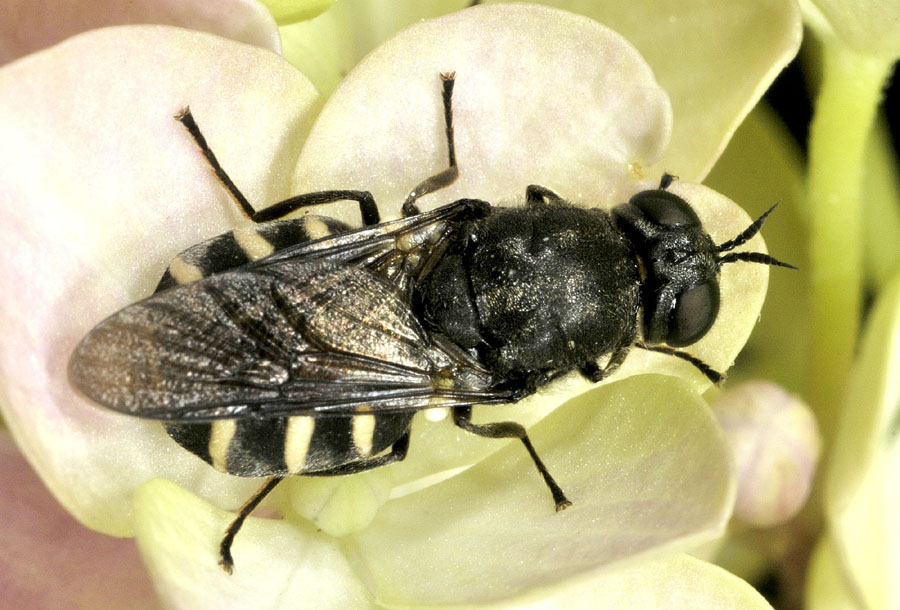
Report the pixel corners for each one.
[176,109,381,226]
[579,346,630,382]
[219,475,284,574]
[251,190,381,225]
[636,342,725,385]
[659,173,678,190]
[452,406,572,511]
[304,430,411,477]
[401,72,460,218]
[525,185,565,205]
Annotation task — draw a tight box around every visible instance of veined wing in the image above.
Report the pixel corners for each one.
[69,258,508,421]
[250,198,490,295]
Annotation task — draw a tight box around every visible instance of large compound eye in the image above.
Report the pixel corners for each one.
[628,189,702,227]
[666,280,719,347]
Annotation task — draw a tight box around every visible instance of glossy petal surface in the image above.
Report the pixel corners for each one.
[806,0,900,58]
[279,0,472,97]
[292,4,672,213]
[473,554,774,610]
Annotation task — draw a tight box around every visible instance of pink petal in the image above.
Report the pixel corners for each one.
[1,0,280,65]
[292,3,672,219]
[0,431,160,609]
[0,25,318,535]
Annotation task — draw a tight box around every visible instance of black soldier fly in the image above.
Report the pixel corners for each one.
[69,72,793,572]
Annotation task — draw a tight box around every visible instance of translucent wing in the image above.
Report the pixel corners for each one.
[250,198,490,295]
[70,256,507,421]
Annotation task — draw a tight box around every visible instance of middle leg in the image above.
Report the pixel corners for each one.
[525,185,565,205]
[453,406,571,511]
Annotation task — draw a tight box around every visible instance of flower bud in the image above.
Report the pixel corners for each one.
[713,381,820,526]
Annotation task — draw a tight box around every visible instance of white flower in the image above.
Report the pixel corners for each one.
[0,2,801,607]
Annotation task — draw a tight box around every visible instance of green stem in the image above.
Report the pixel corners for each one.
[863,118,900,289]
[806,41,892,442]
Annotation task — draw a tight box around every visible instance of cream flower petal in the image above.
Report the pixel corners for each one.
[132,478,373,610]
[483,0,802,181]
[461,554,774,610]
[804,0,900,59]
[279,0,472,97]
[0,0,281,65]
[349,375,735,605]
[0,26,318,534]
[260,0,335,25]
[806,535,864,610]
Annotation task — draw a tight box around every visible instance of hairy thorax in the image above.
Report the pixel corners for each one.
[417,203,641,380]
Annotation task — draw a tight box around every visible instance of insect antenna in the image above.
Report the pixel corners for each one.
[719,251,796,268]
[716,203,797,269]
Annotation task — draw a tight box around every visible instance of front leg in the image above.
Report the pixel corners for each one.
[579,346,629,383]
[636,342,725,385]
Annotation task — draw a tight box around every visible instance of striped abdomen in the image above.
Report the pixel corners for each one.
[156,215,351,290]
[157,215,413,477]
